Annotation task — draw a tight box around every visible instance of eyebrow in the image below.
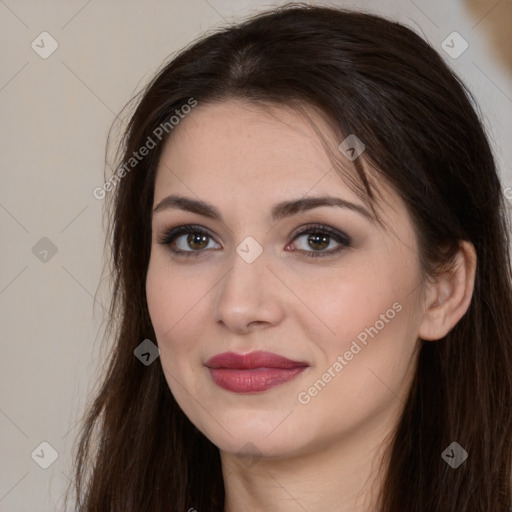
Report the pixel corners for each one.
[152,194,373,222]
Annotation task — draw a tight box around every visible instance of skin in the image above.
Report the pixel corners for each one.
[146,99,476,511]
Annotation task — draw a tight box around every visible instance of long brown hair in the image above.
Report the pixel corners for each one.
[67,3,512,510]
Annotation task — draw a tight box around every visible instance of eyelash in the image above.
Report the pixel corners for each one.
[156,223,352,259]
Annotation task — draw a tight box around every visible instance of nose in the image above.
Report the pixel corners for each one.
[213,249,285,334]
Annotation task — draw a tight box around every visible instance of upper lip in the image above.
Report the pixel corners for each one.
[205,351,309,369]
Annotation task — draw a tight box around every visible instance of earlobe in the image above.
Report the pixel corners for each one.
[418,240,477,341]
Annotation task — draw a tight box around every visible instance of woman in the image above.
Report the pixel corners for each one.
[69,3,512,511]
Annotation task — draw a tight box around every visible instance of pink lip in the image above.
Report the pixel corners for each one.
[205,351,309,393]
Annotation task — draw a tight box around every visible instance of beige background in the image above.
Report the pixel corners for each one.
[1,1,511,510]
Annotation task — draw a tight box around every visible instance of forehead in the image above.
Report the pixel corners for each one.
[155,99,356,196]
[152,99,404,233]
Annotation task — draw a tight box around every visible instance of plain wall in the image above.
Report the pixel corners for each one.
[1,1,511,510]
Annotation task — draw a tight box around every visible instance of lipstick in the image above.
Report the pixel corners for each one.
[205,351,308,393]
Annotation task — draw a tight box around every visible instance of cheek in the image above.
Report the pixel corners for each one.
[146,257,200,337]
[299,254,420,394]
[146,260,196,362]
[145,261,207,407]
[299,263,400,346]
[145,258,218,386]
[296,304,418,443]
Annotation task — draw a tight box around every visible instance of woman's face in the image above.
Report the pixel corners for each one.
[146,99,426,461]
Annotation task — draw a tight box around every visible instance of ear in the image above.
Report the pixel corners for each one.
[418,240,477,341]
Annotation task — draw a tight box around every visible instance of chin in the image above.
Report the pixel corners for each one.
[199,412,308,459]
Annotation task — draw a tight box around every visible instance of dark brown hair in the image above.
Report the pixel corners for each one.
[67,3,512,511]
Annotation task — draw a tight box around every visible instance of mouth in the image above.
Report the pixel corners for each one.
[205,351,309,393]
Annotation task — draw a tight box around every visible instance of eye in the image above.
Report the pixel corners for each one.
[157,224,220,257]
[287,224,351,258]
[157,223,351,259]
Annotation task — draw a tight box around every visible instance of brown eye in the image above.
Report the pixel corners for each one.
[289,224,351,258]
[157,224,221,257]
[186,232,210,251]
[305,233,330,251]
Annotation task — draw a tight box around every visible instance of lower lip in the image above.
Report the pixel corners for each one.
[208,367,307,393]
